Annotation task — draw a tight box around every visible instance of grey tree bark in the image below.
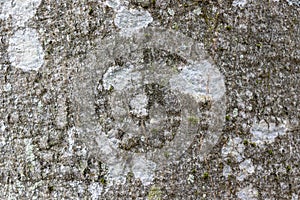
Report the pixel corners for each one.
[0,0,299,199]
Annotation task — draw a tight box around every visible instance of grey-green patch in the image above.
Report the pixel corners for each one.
[148,185,162,200]
[72,27,226,186]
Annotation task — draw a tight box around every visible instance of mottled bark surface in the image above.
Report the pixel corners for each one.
[0,0,299,199]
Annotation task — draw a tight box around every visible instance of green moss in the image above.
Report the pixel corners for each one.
[98,117,105,125]
[286,165,291,173]
[126,171,135,182]
[268,149,273,155]
[225,25,232,31]
[256,43,262,48]
[127,171,134,178]
[88,7,93,15]
[100,177,107,185]
[256,79,262,84]
[202,7,220,38]
[108,85,114,92]
[191,168,197,174]
[48,185,55,193]
[164,151,170,158]
[188,116,199,125]
[172,22,179,31]
[250,142,256,147]
[243,140,249,146]
[148,186,162,200]
[225,115,230,121]
[227,174,232,179]
[219,162,224,170]
[151,128,159,134]
[172,65,180,73]
[144,33,151,38]
[203,172,209,179]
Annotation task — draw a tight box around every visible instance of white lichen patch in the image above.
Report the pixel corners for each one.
[286,0,300,6]
[250,120,287,145]
[292,193,299,200]
[76,28,226,187]
[233,108,239,118]
[170,65,209,100]
[237,159,255,181]
[114,9,153,36]
[55,95,68,129]
[105,0,153,35]
[106,162,128,186]
[193,7,202,16]
[0,121,6,148]
[88,182,103,200]
[105,0,121,10]
[131,156,156,185]
[222,139,256,182]
[167,8,175,16]
[169,61,225,101]
[232,0,248,8]
[0,121,6,132]
[105,0,128,12]
[3,83,12,92]
[130,93,149,117]
[103,65,141,90]
[8,28,44,71]
[237,185,258,200]
[67,127,76,155]
[0,0,42,27]
[222,137,245,162]
[222,164,232,178]
[187,174,195,184]
[24,138,36,164]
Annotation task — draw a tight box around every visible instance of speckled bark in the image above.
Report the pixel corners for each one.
[0,0,299,199]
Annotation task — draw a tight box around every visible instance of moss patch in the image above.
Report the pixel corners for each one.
[148,185,162,200]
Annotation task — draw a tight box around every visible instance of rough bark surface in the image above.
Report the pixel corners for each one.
[0,0,299,199]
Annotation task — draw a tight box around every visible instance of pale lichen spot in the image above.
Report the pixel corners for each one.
[75,28,226,187]
[250,120,287,146]
[0,0,42,27]
[237,159,255,181]
[170,61,225,101]
[131,156,156,185]
[8,28,44,71]
[222,164,232,178]
[237,185,258,200]
[292,193,299,200]
[114,8,153,36]
[103,65,141,90]
[232,0,248,8]
[24,138,36,164]
[105,0,123,11]
[221,137,245,162]
[88,182,103,200]
[286,0,300,6]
